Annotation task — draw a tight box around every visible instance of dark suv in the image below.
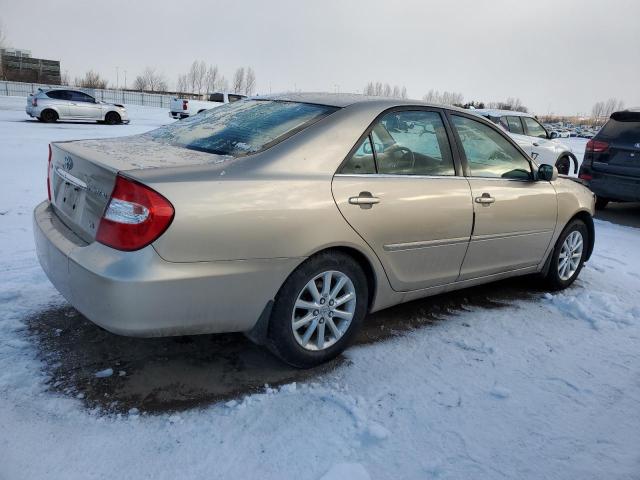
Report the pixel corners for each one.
[578,109,640,209]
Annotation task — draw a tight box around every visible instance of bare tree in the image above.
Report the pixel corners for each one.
[232,67,245,94]
[0,20,6,49]
[244,67,256,95]
[186,60,207,95]
[423,90,464,106]
[74,70,107,89]
[363,82,375,95]
[591,101,605,125]
[401,86,407,99]
[133,67,167,92]
[205,65,221,93]
[363,81,407,98]
[602,97,624,119]
[60,71,70,86]
[487,97,528,112]
[176,74,188,93]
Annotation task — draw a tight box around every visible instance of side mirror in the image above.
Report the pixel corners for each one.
[537,164,558,181]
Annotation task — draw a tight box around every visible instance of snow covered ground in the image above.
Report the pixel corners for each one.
[1,96,639,479]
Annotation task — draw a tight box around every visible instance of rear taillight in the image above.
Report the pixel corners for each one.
[182,100,188,110]
[32,97,38,107]
[585,139,609,153]
[96,175,174,251]
[47,144,52,201]
[578,173,593,181]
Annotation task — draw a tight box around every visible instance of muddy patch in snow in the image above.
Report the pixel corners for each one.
[24,277,537,415]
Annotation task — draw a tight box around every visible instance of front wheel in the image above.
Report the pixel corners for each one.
[104,112,121,125]
[555,156,571,175]
[267,251,368,368]
[542,219,588,291]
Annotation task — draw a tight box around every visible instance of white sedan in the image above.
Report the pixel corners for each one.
[473,109,578,175]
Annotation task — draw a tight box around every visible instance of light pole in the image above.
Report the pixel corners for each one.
[124,70,127,90]
[116,66,119,89]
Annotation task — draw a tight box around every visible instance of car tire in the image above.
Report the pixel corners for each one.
[555,156,571,175]
[542,219,589,291]
[40,109,58,123]
[595,197,609,210]
[267,251,369,368]
[105,112,121,125]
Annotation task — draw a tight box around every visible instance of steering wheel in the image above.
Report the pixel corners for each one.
[390,145,415,171]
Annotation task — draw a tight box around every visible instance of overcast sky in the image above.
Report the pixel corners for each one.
[1,0,638,115]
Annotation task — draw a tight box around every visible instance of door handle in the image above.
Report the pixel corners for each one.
[532,142,540,147]
[349,192,380,209]
[475,193,495,205]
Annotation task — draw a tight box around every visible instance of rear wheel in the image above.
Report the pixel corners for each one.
[267,251,368,368]
[40,109,58,123]
[105,112,121,125]
[595,197,609,210]
[542,219,588,291]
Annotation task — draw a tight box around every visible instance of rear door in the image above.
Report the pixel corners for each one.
[44,90,71,116]
[332,108,473,291]
[592,112,640,177]
[448,113,557,280]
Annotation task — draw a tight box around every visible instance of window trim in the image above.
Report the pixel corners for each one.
[337,106,463,177]
[445,110,536,181]
[505,115,525,135]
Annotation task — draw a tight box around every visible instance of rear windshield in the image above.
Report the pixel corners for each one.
[599,113,640,144]
[149,100,338,157]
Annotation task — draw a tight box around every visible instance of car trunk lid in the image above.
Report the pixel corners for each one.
[49,134,231,242]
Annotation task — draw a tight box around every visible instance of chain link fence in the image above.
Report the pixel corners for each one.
[0,80,174,108]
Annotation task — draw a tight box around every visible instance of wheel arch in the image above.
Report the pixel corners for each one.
[570,210,595,261]
[554,151,579,175]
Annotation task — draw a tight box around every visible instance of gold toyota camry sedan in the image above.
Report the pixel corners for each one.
[34,93,595,367]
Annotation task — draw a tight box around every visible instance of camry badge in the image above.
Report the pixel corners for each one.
[63,155,73,171]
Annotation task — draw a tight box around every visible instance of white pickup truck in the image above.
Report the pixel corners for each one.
[169,92,246,119]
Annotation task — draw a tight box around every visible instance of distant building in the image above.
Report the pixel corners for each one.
[0,48,61,84]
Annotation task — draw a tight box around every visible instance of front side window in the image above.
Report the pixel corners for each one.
[506,116,525,135]
[341,110,455,176]
[522,117,547,138]
[148,100,338,157]
[451,115,532,180]
[70,91,95,103]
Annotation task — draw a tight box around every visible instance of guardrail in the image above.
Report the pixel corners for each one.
[0,80,174,108]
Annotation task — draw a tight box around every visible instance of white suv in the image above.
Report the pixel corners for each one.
[473,109,578,175]
[26,88,130,124]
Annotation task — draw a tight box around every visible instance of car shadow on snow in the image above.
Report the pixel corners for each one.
[25,277,539,415]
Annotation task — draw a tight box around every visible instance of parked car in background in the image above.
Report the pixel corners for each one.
[34,94,595,368]
[169,92,246,119]
[578,109,640,209]
[26,88,129,124]
[473,109,579,175]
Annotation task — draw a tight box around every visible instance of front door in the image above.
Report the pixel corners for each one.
[68,91,101,119]
[332,109,473,291]
[449,113,557,280]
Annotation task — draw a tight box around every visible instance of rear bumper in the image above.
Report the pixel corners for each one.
[169,111,189,119]
[585,170,640,202]
[34,201,301,337]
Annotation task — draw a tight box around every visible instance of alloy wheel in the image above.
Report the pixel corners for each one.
[291,270,356,351]
[558,230,583,281]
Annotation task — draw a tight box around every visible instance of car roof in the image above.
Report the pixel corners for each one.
[254,92,465,111]
[472,108,531,117]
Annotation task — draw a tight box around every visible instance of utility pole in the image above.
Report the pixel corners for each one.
[124,70,127,90]
[116,66,119,89]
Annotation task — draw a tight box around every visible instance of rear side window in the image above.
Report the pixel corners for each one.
[228,94,245,103]
[209,93,224,102]
[341,110,455,176]
[69,91,95,103]
[46,90,70,100]
[451,115,532,180]
[148,100,338,157]
[598,114,640,144]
